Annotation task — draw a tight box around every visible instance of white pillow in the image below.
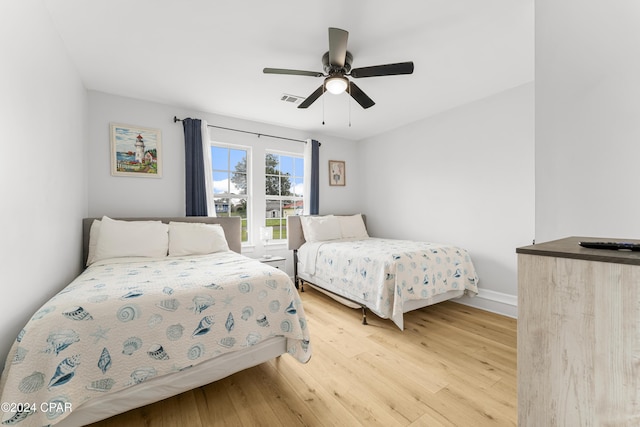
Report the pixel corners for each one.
[93,216,169,263]
[338,214,369,239]
[86,219,101,266]
[300,215,342,242]
[168,222,229,256]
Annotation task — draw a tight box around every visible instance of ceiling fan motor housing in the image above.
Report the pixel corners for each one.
[263,27,413,109]
[322,51,353,74]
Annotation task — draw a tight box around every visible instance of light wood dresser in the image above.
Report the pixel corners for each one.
[517,237,640,426]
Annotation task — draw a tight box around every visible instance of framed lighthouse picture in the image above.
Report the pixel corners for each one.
[110,123,162,178]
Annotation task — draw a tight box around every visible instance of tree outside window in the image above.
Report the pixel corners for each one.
[211,145,249,242]
[265,152,304,240]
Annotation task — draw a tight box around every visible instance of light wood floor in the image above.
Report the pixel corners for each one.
[90,287,517,426]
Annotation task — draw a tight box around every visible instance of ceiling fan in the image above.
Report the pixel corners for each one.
[263,27,414,109]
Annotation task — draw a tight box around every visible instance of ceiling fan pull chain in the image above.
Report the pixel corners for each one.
[322,84,326,125]
[348,82,352,127]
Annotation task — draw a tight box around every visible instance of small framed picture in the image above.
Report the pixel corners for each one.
[329,160,345,186]
[110,123,162,178]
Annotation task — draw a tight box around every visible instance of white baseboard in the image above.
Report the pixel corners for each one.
[453,288,518,318]
[292,274,518,319]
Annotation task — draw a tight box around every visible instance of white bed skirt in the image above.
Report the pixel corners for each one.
[57,337,287,427]
[298,269,465,316]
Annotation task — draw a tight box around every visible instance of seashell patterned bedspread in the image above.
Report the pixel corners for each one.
[301,238,479,330]
[0,252,311,426]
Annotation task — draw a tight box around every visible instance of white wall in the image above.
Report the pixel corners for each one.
[358,83,534,316]
[87,92,187,217]
[87,91,361,269]
[0,0,88,367]
[536,1,640,242]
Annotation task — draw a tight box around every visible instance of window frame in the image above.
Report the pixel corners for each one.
[264,149,305,242]
[209,141,252,244]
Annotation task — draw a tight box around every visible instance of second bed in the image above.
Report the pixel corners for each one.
[288,214,479,329]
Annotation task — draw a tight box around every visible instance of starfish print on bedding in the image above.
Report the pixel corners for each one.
[222,295,235,307]
[90,326,111,343]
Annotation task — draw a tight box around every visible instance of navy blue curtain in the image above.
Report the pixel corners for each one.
[310,139,320,215]
[183,118,208,216]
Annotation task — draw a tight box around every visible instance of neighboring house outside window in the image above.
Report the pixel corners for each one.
[210,144,250,242]
[265,151,304,241]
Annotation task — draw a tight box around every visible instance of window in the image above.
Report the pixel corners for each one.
[209,143,304,246]
[265,152,304,240]
[211,145,250,242]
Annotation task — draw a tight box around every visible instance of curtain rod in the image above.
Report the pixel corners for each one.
[173,116,315,144]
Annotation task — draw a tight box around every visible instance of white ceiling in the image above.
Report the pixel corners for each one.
[43,0,533,141]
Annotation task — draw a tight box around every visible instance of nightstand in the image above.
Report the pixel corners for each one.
[257,255,286,270]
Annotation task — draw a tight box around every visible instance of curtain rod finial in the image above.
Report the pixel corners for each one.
[173,116,180,123]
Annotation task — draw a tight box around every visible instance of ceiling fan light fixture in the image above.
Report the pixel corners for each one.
[265,27,412,109]
[325,75,348,95]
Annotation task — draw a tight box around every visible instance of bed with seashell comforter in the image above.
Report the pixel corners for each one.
[0,217,311,427]
[288,214,479,330]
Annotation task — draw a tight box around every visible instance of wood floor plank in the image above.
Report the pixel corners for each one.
[412,306,515,348]
[260,359,326,426]
[267,353,364,426]
[368,330,503,393]
[302,291,397,338]
[408,410,458,427]
[224,370,284,426]
[192,381,244,427]
[392,324,507,387]
[438,385,516,426]
[304,313,379,359]
[88,286,517,426]
[409,310,517,376]
[160,390,204,427]
[301,339,409,426]
[363,333,451,393]
[353,351,442,418]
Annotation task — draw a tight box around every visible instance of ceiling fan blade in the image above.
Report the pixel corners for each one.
[298,85,325,109]
[328,27,349,67]
[350,61,414,78]
[348,81,375,109]
[263,68,324,77]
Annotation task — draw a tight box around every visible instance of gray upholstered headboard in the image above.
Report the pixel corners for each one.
[286,214,366,251]
[83,216,242,266]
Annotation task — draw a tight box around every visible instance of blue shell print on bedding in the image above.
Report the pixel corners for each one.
[0,251,311,427]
